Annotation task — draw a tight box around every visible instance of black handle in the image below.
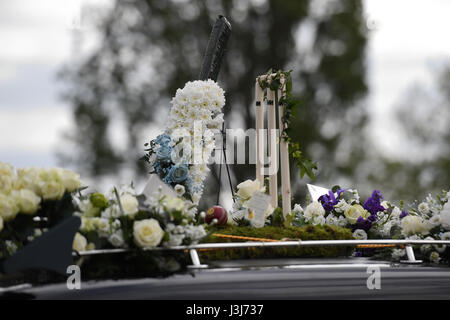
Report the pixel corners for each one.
[198,15,231,81]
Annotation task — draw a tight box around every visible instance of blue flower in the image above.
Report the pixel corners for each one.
[155,133,171,146]
[156,145,172,162]
[167,164,189,184]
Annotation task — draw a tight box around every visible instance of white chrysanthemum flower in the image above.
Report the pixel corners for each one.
[352,229,368,240]
[418,202,430,214]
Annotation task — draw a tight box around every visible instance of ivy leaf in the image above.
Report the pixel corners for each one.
[298,158,318,180]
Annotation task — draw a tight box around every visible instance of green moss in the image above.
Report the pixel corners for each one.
[199,225,354,261]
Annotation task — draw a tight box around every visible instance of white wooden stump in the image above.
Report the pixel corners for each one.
[255,73,292,217]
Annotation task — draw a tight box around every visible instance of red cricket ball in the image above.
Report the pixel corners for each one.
[205,205,228,225]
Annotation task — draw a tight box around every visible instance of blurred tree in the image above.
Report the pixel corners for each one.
[60,0,368,207]
[366,66,450,202]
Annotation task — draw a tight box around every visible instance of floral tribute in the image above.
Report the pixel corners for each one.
[73,184,207,252]
[0,162,81,258]
[143,80,225,204]
[291,187,450,264]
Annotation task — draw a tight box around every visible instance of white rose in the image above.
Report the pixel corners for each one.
[17,189,41,214]
[73,232,87,252]
[121,194,139,217]
[39,180,65,200]
[0,192,19,222]
[353,229,368,240]
[0,162,14,176]
[344,204,369,225]
[401,215,430,236]
[61,170,81,192]
[304,201,325,221]
[0,175,15,193]
[236,179,262,200]
[133,219,164,248]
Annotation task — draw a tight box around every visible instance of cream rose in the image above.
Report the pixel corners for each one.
[73,232,88,252]
[17,189,41,214]
[133,219,164,248]
[344,204,370,225]
[61,169,82,192]
[401,215,430,236]
[236,179,262,200]
[121,194,139,216]
[39,180,65,201]
[0,192,19,222]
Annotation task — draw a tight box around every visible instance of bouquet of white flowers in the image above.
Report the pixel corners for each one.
[143,80,225,204]
[73,184,206,252]
[0,162,82,258]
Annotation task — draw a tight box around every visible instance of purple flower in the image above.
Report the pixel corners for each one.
[354,251,363,257]
[400,210,409,219]
[363,190,385,215]
[354,216,373,232]
[318,188,347,212]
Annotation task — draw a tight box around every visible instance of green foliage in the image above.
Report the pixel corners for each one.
[200,224,354,261]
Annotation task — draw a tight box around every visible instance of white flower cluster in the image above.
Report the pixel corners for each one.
[74,184,205,251]
[166,80,225,202]
[230,179,274,227]
[0,162,81,231]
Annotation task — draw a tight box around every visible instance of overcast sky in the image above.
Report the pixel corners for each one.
[1,0,450,177]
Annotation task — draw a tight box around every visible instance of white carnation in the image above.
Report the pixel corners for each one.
[304,201,325,221]
[352,229,368,240]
